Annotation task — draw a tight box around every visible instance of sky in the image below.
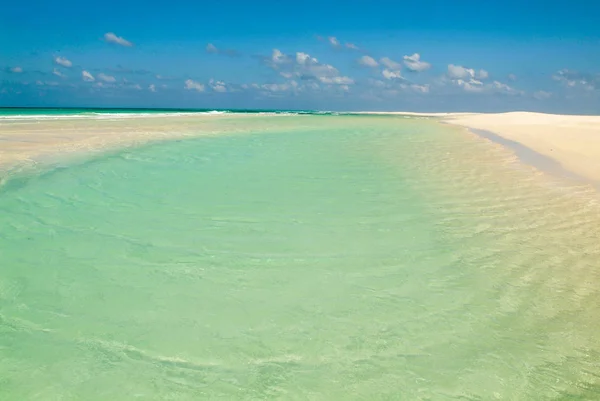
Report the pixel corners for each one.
[1,0,600,112]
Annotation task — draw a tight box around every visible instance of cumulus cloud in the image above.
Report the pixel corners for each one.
[82,70,95,82]
[345,43,359,50]
[453,78,484,93]
[259,49,351,88]
[447,64,473,79]
[449,75,522,95]
[104,32,133,47]
[206,43,238,56]
[328,36,340,47]
[296,52,318,65]
[98,73,116,83]
[148,84,156,92]
[403,53,431,72]
[491,80,522,95]
[184,79,205,92]
[54,56,72,67]
[508,74,517,81]
[382,69,403,80]
[209,79,227,92]
[409,84,430,93]
[553,69,598,91]
[447,64,489,81]
[52,68,65,77]
[264,49,290,68]
[380,57,402,70]
[9,66,23,73]
[358,55,378,68]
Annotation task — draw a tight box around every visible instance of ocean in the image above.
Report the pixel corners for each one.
[1,111,600,399]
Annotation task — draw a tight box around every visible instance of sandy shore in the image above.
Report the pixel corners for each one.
[361,111,600,183]
[0,113,278,172]
[2,111,599,184]
[440,112,600,183]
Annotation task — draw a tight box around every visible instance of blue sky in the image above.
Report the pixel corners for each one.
[1,0,599,112]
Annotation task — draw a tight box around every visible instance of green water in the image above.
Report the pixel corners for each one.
[2,116,600,400]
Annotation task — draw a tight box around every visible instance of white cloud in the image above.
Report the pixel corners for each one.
[448,64,474,79]
[9,66,23,73]
[403,53,431,72]
[447,64,488,80]
[296,52,318,65]
[345,43,359,50]
[508,74,517,81]
[148,84,156,92]
[449,76,522,95]
[410,84,430,93]
[131,84,142,90]
[318,76,354,85]
[454,78,484,93]
[104,32,133,47]
[358,55,378,67]
[98,73,116,83]
[209,79,227,92]
[533,90,552,100]
[553,69,598,91]
[54,56,72,67]
[328,36,340,47]
[184,79,205,92]
[82,70,95,82]
[491,80,521,95]
[380,57,402,70]
[270,49,289,66]
[382,69,402,80]
[259,49,353,90]
[52,68,65,77]
[309,63,339,78]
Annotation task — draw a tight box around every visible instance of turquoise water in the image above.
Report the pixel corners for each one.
[0,107,325,118]
[2,116,600,399]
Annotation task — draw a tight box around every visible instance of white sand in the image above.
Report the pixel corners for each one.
[440,112,600,182]
[2,111,600,183]
[0,113,264,171]
[359,110,600,182]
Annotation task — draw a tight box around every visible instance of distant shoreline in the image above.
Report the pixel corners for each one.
[2,110,600,185]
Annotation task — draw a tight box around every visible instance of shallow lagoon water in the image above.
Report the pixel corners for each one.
[1,115,600,400]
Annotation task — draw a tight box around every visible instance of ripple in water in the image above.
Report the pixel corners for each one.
[1,116,600,399]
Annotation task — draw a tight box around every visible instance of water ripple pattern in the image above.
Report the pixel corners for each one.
[1,115,600,400]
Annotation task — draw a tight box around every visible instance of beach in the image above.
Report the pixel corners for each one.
[2,110,600,399]
[3,111,600,185]
[443,112,600,183]
[361,111,600,184]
